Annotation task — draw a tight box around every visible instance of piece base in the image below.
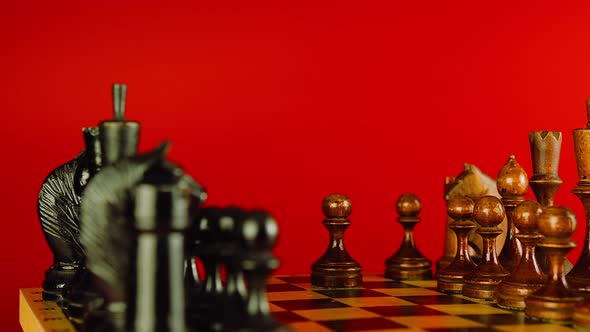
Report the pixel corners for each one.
[311,262,362,288]
[496,281,543,311]
[525,294,582,322]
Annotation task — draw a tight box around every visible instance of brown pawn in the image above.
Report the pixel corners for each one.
[574,298,590,330]
[437,197,477,293]
[497,155,527,273]
[463,196,509,300]
[385,194,432,280]
[311,194,362,288]
[568,101,590,294]
[497,200,546,310]
[525,206,583,322]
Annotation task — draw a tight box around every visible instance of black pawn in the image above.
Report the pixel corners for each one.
[188,207,223,329]
[220,207,248,305]
[227,210,289,331]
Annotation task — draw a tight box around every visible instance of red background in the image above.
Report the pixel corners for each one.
[3,1,590,330]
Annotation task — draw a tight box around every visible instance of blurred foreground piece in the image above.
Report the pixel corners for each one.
[385,194,432,280]
[65,83,141,326]
[525,206,582,322]
[80,144,206,331]
[311,194,362,288]
[187,207,289,331]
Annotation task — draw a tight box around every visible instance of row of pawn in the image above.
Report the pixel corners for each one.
[185,207,286,332]
[434,98,590,324]
[437,195,580,322]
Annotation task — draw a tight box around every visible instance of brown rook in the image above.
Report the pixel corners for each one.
[567,102,590,294]
[311,194,362,288]
[497,200,546,310]
[385,194,432,280]
[525,206,582,322]
[463,196,509,300]
[529,130,572,274]
[437,197,477,293]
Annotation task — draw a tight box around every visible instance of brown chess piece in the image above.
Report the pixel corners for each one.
[525,206,583,322]
[311,194,362,288]
[385,194,432,280]
[497,200,546,310]
[567,101,590,294]
[437,197,477,293]
[463,196,509,300]
[437,164,507,274]
[528,130,573,274]
[497,155,526,273]
[436,176,458,273]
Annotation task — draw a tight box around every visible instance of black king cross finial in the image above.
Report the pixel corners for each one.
[113,83,127,121]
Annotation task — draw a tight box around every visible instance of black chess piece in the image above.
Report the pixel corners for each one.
[188,206,224,330]
[221,207,248,304]
[38,126,102,303]
[64,84,141,325]
[226,210,289,332]
[80,144,206,330]
[124,180,194,331]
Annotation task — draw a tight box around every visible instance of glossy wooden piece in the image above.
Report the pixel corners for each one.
[463,196,509,300]
[311,194,362,288]
[385,194,432,280]
[436,176,457,273]
[529,131,563,206]
[497,155,526,273]
[497,200,546,310]
[575,298,590,330]
[437,197,477,293]
[568,103,590,294]
[525,206,583,322]
[529,130,573,275]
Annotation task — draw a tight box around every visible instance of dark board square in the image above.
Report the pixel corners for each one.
[314,288,387,298]
[363,305,447,317]
[276,276,309,284]
[424,328,501,332]
[396,295,477,305]
[319,317,406,331]
[362,281,416,289]
[271,298,349,311]
[272,311,307,324]
[460,313,538,326]
[266,283,307,292]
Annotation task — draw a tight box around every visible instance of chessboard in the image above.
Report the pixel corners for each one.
[20,275,583,332]
[266,275,579,332]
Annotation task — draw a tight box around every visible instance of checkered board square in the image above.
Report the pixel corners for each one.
[268,275,578,332]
